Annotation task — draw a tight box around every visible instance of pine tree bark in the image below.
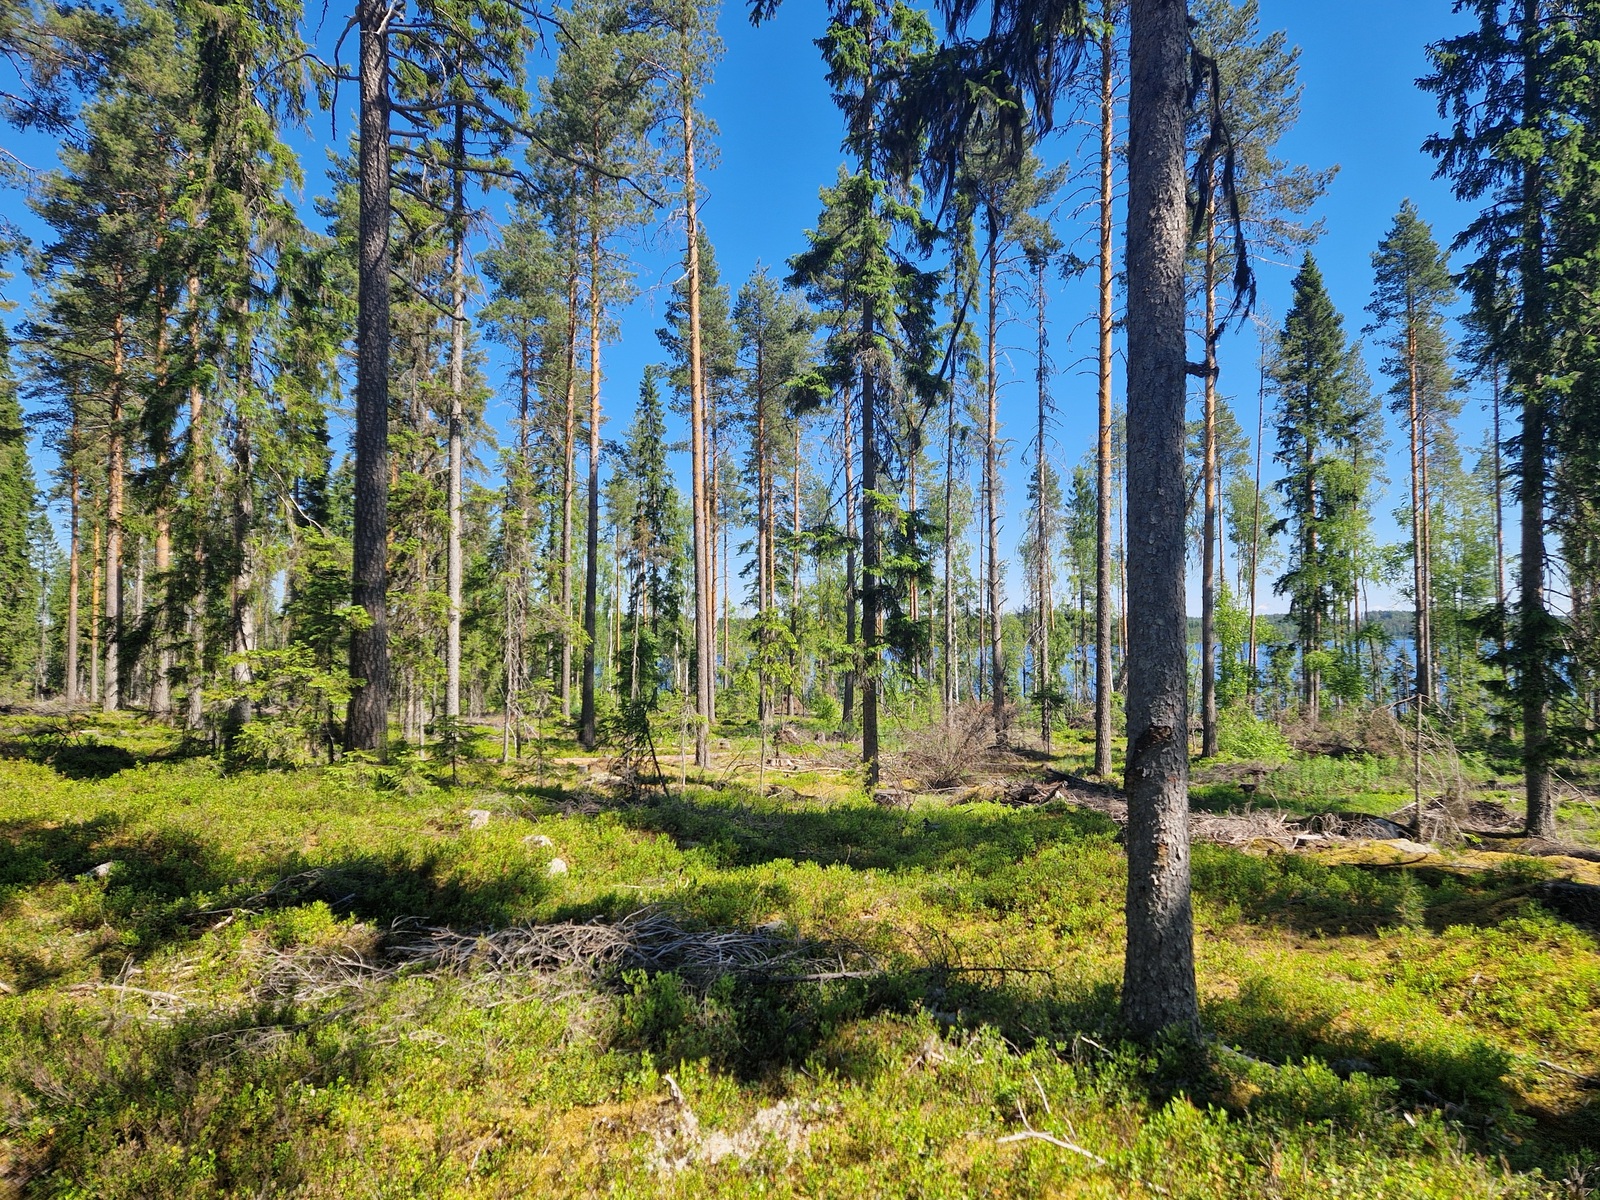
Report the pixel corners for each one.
[1201,214,1220,758]
[65,466,80,705]
[861,298,881,786]
[984,212,1005,743]
[1035,254,1053,752]
[843,393,857,726]
[684,93,714,769]
[560,239,579,719]
[1095,15,1117,778]
[579,203,603,750]
[228,410,255,733]
[348,0,393,754]
[1121,0,1200,1041]
[1247,334,1266,699]
[445,106,466,726]
[943,383,958,713]
[1406,315,1430,708]
[185,276,207,732]
[103,312,126,713]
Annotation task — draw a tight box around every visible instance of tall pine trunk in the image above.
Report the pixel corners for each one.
[1122,0,1200,1040]
[579,201,603,750]
[842,393,857,726]
[103,312,127,713]
[1200,213,1219,757]
[560,235,579,719]
[943,383,957,712]
[1095,17,1117,777]
[66,466,80,705]
[684,91,714,769]
[1035,253,1052,752]
[348,0,393,753]
[861,298,881,786]
[984,212,1005,743]
[445,107,466,726]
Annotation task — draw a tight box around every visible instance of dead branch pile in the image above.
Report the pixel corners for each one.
[891,703,1012,789]
[386,907,879,987]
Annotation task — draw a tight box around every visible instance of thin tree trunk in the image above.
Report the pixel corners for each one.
[560,239,580,719]
[103,312,127,713]
[1518,0,1553,834]
[185,276,207,731]
[755,346,769,723]
[1121,0,1200,1041]
[683,92,714,769]
[1095,17,1117,777]
[1406,314,1428,709]
[943,383,957,712]
[861,300,881,786]
[1200,212,1219,757]
[229,408,255,733]
[445,105,466,726]
[984,212,1005,743]
[66,467,80,705]
[348,0,393,754]
[843,394,857,726]
[90,526,101,705]
[1036,253,1052,752]
[1247,326,1266,699]
[579,205,603,750]
[790,415,802,716]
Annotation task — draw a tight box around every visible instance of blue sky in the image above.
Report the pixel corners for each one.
[3,0,1491,614]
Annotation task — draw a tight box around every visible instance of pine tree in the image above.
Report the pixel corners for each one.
[1366,200,1461,713]
[536,0,664,748]
[733,267,812,723]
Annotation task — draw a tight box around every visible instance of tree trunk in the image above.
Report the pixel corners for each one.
[229,410,255,734]
[861,302,880,786]
[90,526,101,704]
[1200,212,1219,757]
[103,313,127,713]
[1247,327,1266,699]
[579,207,603,750]
[1121,0,1199,1041]
[790,415,802,716]
[684,96,714,769]
[943,382,957,713]
[65,467,80,705]
[1036,253,1052,752]
[348,0,393,754]
[1095,17,1117,777]
[1518,0,1553,835]
[755,343,769,723]
[985,212,1005,743]
[843,394,857,726]
[1405,315,1429,709]
[560,240,579,719]
[445,106,466,725]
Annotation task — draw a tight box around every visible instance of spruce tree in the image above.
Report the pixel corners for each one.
[0,328,40,693]
[1422,0,1600,835]
[1269,253,1381,715]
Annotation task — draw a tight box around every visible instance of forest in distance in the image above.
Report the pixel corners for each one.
[3,0,1600,1195]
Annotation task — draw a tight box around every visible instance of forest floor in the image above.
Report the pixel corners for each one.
[1,708,1598,1198]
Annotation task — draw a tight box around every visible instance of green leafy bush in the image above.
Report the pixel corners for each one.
[1216,705,1292,762]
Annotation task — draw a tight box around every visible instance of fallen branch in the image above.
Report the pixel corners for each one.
[997,1130,1108,1165]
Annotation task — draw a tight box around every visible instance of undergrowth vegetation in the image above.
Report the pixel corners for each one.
[0,712,1597,1197]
